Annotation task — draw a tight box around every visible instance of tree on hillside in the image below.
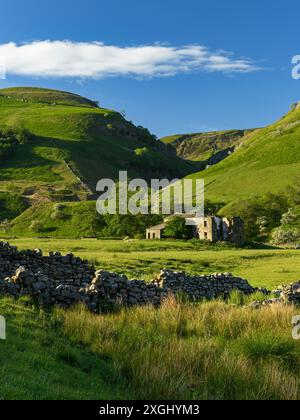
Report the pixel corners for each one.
[164,216,189,240]
[271,207,300,245]
[280,208,297,225]
[256,216,268,240]
[228,192,289,242]
[286,177,300,206]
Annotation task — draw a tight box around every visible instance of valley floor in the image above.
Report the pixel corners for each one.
[6,238,300,290]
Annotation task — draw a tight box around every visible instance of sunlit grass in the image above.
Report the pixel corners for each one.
[58,297,300,400]
[0,297,131,400]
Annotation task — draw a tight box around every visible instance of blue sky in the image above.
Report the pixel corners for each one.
[0,0,299,136]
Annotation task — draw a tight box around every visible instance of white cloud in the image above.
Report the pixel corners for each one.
[0,40,260,79]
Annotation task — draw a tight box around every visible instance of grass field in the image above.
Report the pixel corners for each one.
[0,298,131,400]
[5,238,300,290]
[1,296,299,400]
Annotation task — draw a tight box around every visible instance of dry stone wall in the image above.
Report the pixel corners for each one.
[1,241,295,312]
[155,269,255,300]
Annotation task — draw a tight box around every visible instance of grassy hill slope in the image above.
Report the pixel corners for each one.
[9,201,100,238]
[187,103,300,206]
[0,87,193,201]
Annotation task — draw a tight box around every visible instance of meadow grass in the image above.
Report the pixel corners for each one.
[6,238,300,290]
[0,297,131,400]
[1,295,299,400]
[58,297,300,400]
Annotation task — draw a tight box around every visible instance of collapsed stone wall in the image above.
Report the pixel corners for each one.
[0,241,282,312]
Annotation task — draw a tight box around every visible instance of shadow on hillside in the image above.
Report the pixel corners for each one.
[32,134,201,187]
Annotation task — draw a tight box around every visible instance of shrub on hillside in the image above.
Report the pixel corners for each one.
[227,192,289,242]
[51,210,68,221]
[53,203,66,211]
[0,193,27,220]
[106,123,115,131]
[164,216,190,240]
[50,204,69,221]
[0,128,34,160]
[100,214,162,239]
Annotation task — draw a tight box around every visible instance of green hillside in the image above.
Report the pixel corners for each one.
[161,129,252,166]
[187,103,300,207]
[8,202,101,238]
[6,201,161,239]
[0,87,193,202]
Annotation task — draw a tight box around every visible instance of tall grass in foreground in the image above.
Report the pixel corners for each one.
[57,298,300,400]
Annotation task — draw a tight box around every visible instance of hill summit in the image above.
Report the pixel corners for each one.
[0,87,99,108]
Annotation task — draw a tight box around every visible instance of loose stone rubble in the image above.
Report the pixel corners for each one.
[280,282,300,305]
[249,281,300,308]
[0,242,299,311]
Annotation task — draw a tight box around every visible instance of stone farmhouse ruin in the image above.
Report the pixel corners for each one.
[146,214,245,245]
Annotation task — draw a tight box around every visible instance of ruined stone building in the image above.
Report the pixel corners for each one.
[146,215,245,245]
